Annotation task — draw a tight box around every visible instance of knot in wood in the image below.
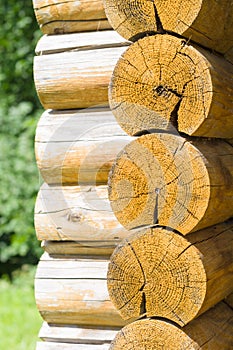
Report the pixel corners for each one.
[67,210,83,222]
[153,85,169,98]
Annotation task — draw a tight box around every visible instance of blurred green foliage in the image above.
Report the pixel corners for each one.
[0,0,43,275]
[0,265,42,348]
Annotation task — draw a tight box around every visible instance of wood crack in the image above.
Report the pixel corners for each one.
[42,18,107,27]
[34,1,76,10]
[151,0,165,34]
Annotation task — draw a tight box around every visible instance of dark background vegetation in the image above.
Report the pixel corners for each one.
[0,0,43,276]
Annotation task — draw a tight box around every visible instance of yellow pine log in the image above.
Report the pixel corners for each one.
[35,108,131,185]
[109,34,233,138]
[35,184,129,246]
[110,302,233,349]
[108,133,233,234]
[41,241,114,257]
[34,31,129,109]
[107,223,233,326]
[103,0,233,61]
[34,46,125,109]
[33,0,111,34]
[35,253,128,327]
[39,322,119,343]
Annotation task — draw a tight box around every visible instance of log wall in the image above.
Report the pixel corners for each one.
[107,222,233,326]
[103,0,233,63]
[32,2,130,348]
[109,301,233,349]
[103,0,233,347]
[35,253,127,327]
[35,108,131,185]
[34,31,129,110]
[32,0,233,348]
[33,0,111,34]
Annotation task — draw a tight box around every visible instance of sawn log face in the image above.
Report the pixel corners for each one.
[108,133,233,234]
[104,0,233,60]
[109,302,233,349]
[107,223,233,326]
[109,34,233,138]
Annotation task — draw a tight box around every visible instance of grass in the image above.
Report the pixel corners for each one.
[0,265,43,350]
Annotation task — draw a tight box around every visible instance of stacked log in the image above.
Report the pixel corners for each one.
[109,301,233,349]
[35,253,127,327]
[34,31,129,109]
[35,184,129,245]
[32,2,132,349]
[35,109,131,185]
[102,0,233,348]
[108,34,233,137]
[108,134,233,233]
[107,222,233,325]
[103,0,233,64]
[33,0,111,34]
[38,322,119,349]
[32,0,233,348]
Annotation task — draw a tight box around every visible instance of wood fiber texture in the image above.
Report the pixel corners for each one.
[35,184,129,246]
[108,133,233,234]
[35,253,128,327]
[110,302,233,349]
[33,0,111,34]
[109,34,233,137]
[34,46,126,109]
[104,0,233,61]
[107,223,233,325]
[34,31,129,109]
[39,322,119,343]
[35,108,131,185]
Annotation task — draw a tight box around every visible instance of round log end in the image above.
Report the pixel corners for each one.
[109,319,200,349]
[109,34,213,137]
[103,0,202,41]
[107,226,206,326]
[108,133,210,234]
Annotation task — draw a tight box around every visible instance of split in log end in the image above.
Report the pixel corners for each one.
[107,226,206,326]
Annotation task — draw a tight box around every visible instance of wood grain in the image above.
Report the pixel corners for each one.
[39,322,119,343]
[34,31,129,109]
[108,133,233,234]
[35,253,128,327]
[41,241,114,257]
[109,34,233,138]
[110,302,233,349]
[35,30,129,55]
[103,0,233,61]
[35,108,131,185]
[34,46,127,109]
[225,293,233,309]
[107,222,233,325]
[33,0,111,34]
[35,184,129,246]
